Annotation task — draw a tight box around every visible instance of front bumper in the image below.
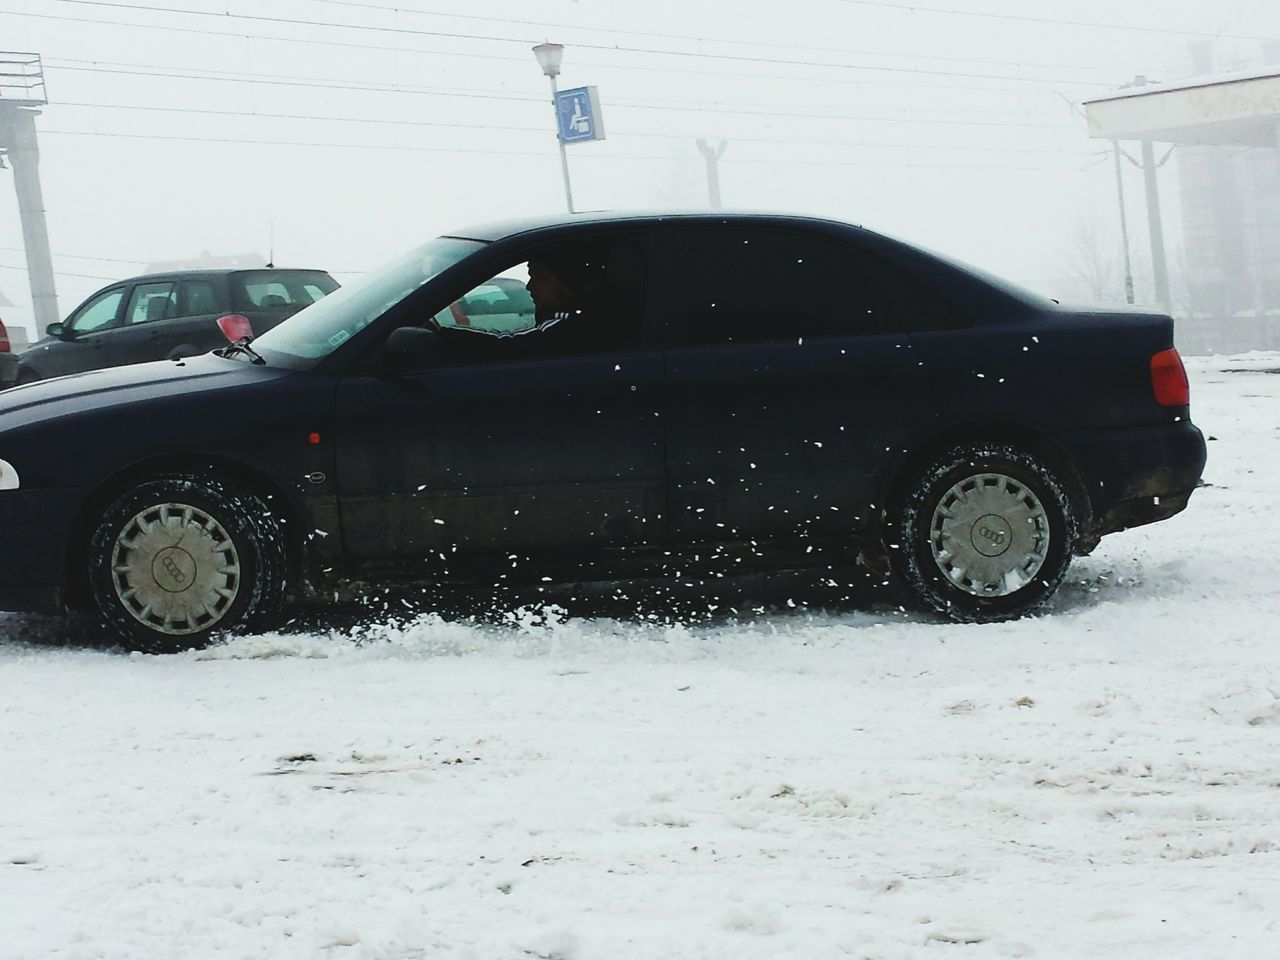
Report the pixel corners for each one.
[0,487,79,613]
[0,353,17,390]
[1055,420,1207,541]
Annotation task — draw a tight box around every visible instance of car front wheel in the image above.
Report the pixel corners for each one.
[891,443,1076,622]
[87,474,287,652]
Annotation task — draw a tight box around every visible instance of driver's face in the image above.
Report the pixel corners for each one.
[526,261,574,313]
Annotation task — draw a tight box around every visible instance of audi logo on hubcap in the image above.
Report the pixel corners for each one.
[152,546,198,593]
[970,514,1014,558]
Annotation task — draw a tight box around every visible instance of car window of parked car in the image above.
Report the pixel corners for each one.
[251,239,482,365]
[126,283,177,325]
[433,274,536,337]
[302,282,330,303]
[428,236,646,365]
[68,288,126,334]
[177,280,220,316]
[230,271,339,312]
[671,228,897,347]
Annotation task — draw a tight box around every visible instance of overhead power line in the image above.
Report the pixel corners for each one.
[42,64,1080,130]
[44,0,1115,88]
[0,262,120,282]
[298,0,1132,74]
[37,128,1095,173]
[0,244,147,266]
[10,11,1121,98]
[54,99,1097,156]
[831,0,1279,41]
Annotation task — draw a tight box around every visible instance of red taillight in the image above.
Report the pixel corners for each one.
[216,314,254,342]
[0,318,10,353]
[1151,347,1190,406]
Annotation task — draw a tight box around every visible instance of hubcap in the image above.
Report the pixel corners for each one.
[928,473,1050,598]
[111,502,241,635]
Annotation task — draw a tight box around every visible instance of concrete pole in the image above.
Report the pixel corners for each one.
[1141,137,1172,313]
[0,108,58,332]
[1126,76,1171,313]
[1111,140,1136,304]
[547,75,574,214]
[696,138,728,208]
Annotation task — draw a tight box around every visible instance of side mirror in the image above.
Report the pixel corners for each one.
[46,322,69,340]
[383,325,443,374]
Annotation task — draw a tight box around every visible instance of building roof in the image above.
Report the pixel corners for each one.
[1083,67,1280,145]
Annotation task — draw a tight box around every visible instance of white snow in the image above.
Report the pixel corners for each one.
[2,354,1279,959]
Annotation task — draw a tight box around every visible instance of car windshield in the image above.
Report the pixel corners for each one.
[251,237,484,366]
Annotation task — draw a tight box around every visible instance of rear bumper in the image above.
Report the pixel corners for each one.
[0,353,16,389]
[1055,420,1207,540]
[0,487,79,613]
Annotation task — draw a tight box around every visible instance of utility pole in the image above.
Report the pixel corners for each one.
[696,138,728,208]
[1111,140,1136,304]
[0,53,58,333]
[1129,75,1172,312]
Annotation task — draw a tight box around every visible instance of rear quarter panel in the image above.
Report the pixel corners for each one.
[905,307,1178,436]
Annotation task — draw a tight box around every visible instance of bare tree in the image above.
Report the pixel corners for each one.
[1057,212,1126,304]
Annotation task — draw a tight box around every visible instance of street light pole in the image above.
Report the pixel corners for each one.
[533,42,574,214]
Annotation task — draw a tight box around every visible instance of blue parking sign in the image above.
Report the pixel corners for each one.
[555,86,606,143]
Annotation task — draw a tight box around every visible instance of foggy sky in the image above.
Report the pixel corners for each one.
[2,0,1279,335]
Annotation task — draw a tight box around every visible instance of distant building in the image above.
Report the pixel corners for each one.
[145,251,269,272]
[1173,43,1280,349]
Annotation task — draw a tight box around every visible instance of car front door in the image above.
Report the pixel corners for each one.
[333,230,666,575]
[658,223,929,545]
[37,285,128,377]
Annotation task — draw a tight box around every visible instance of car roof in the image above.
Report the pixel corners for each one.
[442,209,862,243]
[113,267,334,285]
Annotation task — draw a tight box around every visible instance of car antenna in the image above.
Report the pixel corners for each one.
[266,218,274,269]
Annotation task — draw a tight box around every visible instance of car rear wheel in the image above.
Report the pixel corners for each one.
[87,474,287,652]
[890,443,1076,622]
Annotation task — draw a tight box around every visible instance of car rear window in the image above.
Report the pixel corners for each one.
[230,271,339,311]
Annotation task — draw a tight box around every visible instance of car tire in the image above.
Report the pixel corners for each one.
[87,473,287,652]
[889,443,1077,622]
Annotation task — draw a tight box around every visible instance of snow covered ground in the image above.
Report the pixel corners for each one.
[2,354,1279,959]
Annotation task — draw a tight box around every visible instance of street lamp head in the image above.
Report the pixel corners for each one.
[532,42,564,77]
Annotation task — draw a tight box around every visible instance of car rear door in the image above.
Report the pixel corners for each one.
[102,281,179,366]
[658,222,929,544]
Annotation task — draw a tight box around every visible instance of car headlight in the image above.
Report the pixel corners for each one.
[0,458,19,490]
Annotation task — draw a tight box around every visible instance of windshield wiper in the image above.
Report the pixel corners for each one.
[217,337,266,365]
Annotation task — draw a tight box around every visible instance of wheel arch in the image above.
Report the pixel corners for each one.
[877,421,1092,541]
[62,454,305,612]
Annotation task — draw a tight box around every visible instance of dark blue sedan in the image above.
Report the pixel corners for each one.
[0,212,1207,650]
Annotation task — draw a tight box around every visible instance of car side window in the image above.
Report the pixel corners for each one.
[671,228,895,347]
[68,288,126,333]
[125,283,177,325]
[429,236,646,365]
[433,271,537,337]
[177,280,220,316]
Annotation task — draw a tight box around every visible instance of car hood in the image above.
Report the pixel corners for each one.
[0,354,296,431]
